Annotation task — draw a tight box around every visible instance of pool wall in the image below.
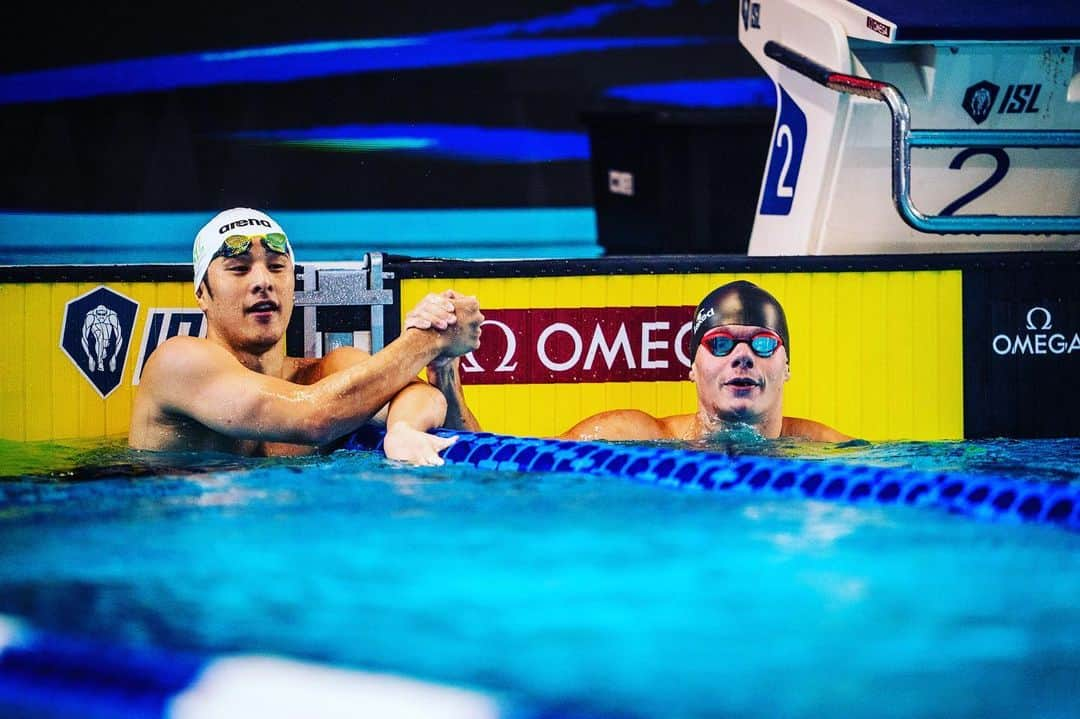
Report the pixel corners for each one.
[0,251,1077,442]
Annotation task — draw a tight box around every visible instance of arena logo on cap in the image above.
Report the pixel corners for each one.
[219,217,273,234]
[992,306,1080,356]
[132,309,208,384]
[59,286,139,398]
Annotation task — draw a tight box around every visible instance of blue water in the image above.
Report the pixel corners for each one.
[1,437,1079,718]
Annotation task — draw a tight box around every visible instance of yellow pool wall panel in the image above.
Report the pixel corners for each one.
[0,269,964,443]
[0,280,200,443]
[401,270,964,441]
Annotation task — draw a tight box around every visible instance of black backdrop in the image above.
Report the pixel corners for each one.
[1,1,766,215]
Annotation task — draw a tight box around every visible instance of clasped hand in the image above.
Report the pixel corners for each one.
[404,290,483,362]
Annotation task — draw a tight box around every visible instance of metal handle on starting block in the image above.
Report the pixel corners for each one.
[293,252,394,357]
[763,40,1080,236]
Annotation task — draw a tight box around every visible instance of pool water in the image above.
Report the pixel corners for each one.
[1,436,1079,719]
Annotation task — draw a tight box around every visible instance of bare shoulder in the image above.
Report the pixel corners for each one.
[140,335,230,385]
[137,336,241,414]
[559,409,671,441]
[130,336,238,449]
[657,413,696,440]
[781,416,853,443]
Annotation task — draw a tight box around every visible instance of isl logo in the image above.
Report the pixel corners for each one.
[59,286,139,398]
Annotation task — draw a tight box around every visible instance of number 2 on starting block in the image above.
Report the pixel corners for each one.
[760,86,807,216]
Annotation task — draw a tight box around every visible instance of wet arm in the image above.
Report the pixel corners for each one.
[151,331,446,445]
[385,380,447,433]
[381,381,459,465]
[427,358,482,432]
[305,345,456,463]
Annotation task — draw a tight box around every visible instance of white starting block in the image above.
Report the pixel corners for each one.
[739,0,1080,254]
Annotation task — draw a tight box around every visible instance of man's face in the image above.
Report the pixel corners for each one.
[197,239,295,353]
[690,323,789,425]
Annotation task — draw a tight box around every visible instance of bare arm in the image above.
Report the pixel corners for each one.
[307,345,456,463]
[406,290,484,432]
[558,409,671,441]
[141,329,449,446]
[426,357,482,432]
[385,381,447,432]
[381,381,461,465]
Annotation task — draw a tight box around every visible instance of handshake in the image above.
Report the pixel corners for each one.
[404,289,484,365]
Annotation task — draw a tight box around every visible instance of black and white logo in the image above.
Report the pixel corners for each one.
[741,0,761,30]
[218,217,272,234]
[132,309,207,384]
[693,307,715,335]
[993,306,1080,356]
[962,81,1000,125]
[1025,306,1052,331]
[59,286,139,398]
[608,170,634,197]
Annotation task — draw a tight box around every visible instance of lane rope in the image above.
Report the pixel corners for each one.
[345,427,1080,532]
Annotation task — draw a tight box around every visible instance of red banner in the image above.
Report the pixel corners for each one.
[460,306,696,385]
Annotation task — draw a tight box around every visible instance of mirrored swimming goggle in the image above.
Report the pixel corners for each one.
[700,327,783,358]
[213,232,290,259]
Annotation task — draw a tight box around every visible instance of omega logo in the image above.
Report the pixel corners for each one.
[458,309,697,383]
[462,320,519,373]
[1025,306,1052,331]
[993,306,1080,356]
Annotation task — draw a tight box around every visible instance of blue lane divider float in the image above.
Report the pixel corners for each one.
[344,427,1080,532]
[1,614,602,719]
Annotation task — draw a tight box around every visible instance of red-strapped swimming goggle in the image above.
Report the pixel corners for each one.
[700,327,783,358]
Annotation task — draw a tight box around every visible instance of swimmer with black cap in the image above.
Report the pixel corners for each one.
[560,280,850,442]
[130,207,485,464]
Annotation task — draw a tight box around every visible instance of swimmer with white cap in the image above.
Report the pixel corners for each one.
[559,280,850,442]
[130,207,483,464]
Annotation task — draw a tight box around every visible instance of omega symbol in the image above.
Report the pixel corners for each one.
[1025,306,1052,331]
[461,319,518,373]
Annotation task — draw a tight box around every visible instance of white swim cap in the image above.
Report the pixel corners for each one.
[192,207,293,291]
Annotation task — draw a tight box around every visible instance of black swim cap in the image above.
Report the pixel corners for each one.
[690,280,790,357]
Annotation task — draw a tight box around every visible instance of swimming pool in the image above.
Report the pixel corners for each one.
[1,435,1078,718]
